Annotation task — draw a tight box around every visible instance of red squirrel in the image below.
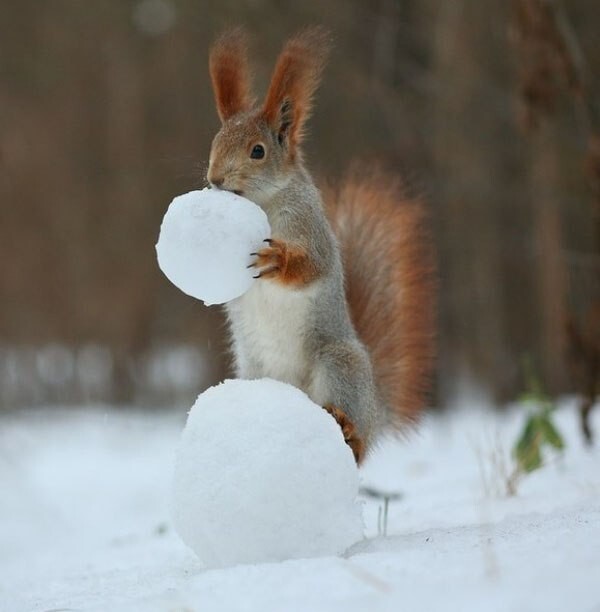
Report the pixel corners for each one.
[206,27,435,462]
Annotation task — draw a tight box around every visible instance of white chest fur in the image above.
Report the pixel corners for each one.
[226,280,316,387]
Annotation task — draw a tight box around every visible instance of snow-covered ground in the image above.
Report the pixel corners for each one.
[1,399,598,612]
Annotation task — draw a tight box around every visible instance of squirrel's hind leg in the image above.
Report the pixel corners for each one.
[310,340,379,464]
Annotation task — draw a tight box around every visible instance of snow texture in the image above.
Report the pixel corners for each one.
[172,378,364,568]
[1,399,599,611]
[156,189,271,305]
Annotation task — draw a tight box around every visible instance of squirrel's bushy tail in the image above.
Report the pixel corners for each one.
[324,166,436,429]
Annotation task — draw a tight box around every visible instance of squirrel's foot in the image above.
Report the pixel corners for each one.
[323,404,365,464]
[248,239,316,286]
[248,238,284,280]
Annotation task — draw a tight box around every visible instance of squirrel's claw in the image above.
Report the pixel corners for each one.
[253,266,280,279]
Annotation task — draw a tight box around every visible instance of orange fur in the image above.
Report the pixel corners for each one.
[209,28,254,122]
[323,404,365,463]
[324,167,437,428]
[262,27,331,158]
[251,239,318,286]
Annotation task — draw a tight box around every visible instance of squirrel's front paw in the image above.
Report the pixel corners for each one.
[323,404,365,464]
[248,238,286,280]
[248,238,316,286]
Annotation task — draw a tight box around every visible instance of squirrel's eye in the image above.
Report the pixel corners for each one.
[250,144,265,160]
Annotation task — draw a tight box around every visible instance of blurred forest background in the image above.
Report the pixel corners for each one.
[0,0,598,413]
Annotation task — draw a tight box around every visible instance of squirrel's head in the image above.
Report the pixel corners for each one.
[206,27,330,205]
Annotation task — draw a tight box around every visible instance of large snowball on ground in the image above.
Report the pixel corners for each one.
[172,378,364,568]
[156,189,271,305]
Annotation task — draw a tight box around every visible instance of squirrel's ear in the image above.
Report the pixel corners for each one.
[262,27,331,154]
[209,28,254,122]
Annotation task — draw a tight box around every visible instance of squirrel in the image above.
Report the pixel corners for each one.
[206,27,435,463]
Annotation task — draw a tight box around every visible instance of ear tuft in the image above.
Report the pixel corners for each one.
[262,26,332,153]
[209,28,254,122]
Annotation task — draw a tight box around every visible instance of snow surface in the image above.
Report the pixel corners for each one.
[173,379,363,568]
[1,399,599,611]
[156,189,271,305]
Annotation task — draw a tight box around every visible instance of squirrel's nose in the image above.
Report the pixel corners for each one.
[210,176,224,189]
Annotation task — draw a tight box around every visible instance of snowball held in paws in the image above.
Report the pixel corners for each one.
[156,189,271,305]
[172,378,364,568]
